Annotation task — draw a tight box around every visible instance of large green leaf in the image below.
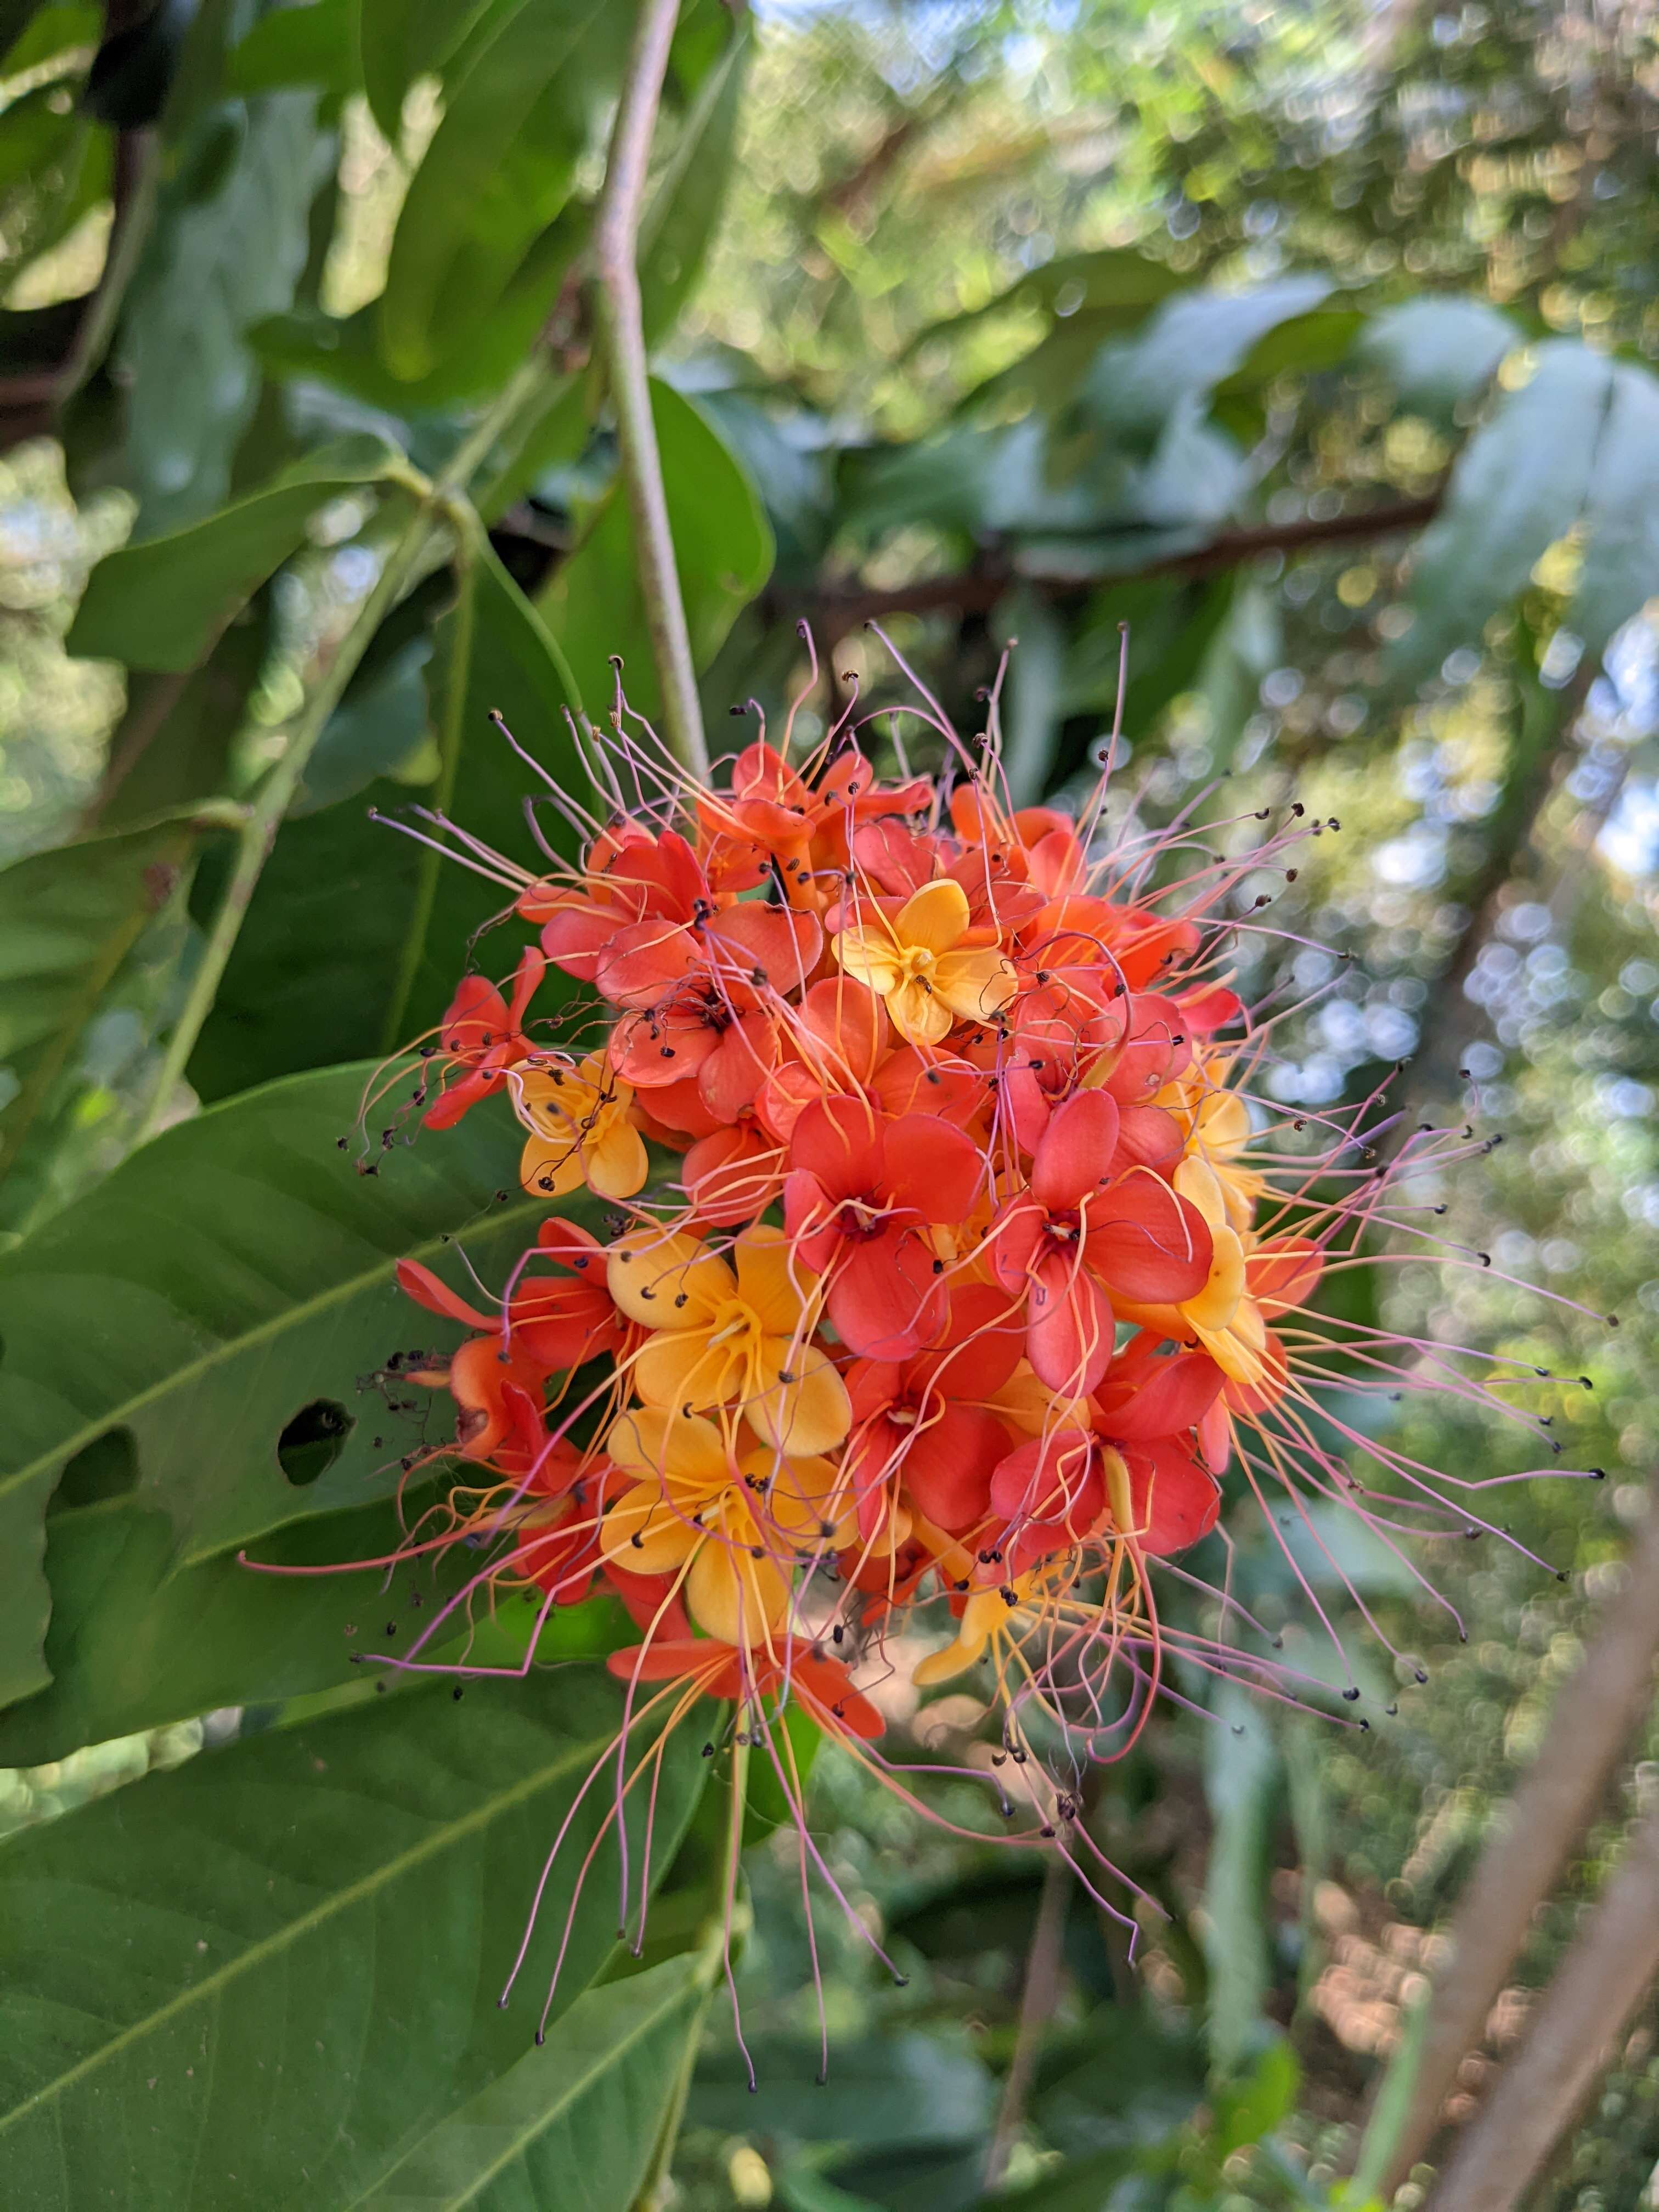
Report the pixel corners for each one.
[0,1058,568,1710]
[253,235,584,417]
[0,1482,634,1766]
[227,0,359,99]
[0,1494,456,1765]
[541,378,774,721]
[358,0,505,141]
[908,244,1183,357]
[0,813,199,1188]
[67,435,398,673]
[190,544,581,1101]
[117,88,327,534]
[1353,295,1517,426]
[0,1670,708,2207]
[1074,277,1332,450]
[94,591,275,827]
[1569,359,1659,658]
[692,2033,994,2149]
[378,0,633,381]
[360,1953,709,2210]
[639,18,751,346]
[1389,339,1615,686]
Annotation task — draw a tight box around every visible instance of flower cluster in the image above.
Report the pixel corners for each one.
[354,663,1596,1996]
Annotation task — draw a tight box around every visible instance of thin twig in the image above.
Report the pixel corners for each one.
[1367,1489,1659,2194]
[378,518,479,1052]
[1425,1787,1659,2212]
[591,0,709,780]
[775,493,1444,636]
[984,1857,1070,2192]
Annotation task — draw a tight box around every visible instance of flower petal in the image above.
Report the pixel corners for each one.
[1031,1090,1120,1211]
[746,1345,852,1456]
[895,877,970,953]
[607,1229,731,1328]
[1027,1250,1114,1397]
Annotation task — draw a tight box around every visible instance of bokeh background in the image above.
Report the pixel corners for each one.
[4,3,1659,2208]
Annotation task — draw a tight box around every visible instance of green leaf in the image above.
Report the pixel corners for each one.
[541,378,774,720]
[2,4,99,76]
[968,2149,1144,2212]
[0,1492,475,1765]
[1033,2005,1205,2162]
[226,0,358,98]
[1570,360,1659,659]
[1208,2038,1299,2156]
[0,1670,708,2207]
[909,245,1183,358]
[251,207,590,416]
[359,1953,709,2210]
[117,89,329,534]
[1353,296,1518,426]
[992,584,1068,808]
[1075,277,1332,450]
[68,435,398,672]
[1388,340,1615,687]
[294,631,435,815]
[377,0,633,381]
[190,544,580,1100]
[0,813,198,1189]
[639,19,751,346]
[692,2033,994,2149]
[358,0,503,141]
[1201,1683,1283,2078]
[94,591,275,827]
[0,1058,573,1710]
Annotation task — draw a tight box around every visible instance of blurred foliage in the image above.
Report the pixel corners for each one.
[1,1,1659,2208]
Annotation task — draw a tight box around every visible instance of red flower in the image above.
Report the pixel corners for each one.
[701,741,930,912]
[1091,1334,1226,1554]
[783,1094,985,1358]
[398,1218,623,1376]
[606,1634,885,1739]
[989,1091,1214,1397]
[843,1285,1023,1538]
[986,1426,1109,1580]
[422,946,545,1131]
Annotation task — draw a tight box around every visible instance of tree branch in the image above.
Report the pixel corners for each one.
[1425,1782,1659,2212]
[1367,1492,1659,2196]
[778,493,1444,637]
[591,0,709,780]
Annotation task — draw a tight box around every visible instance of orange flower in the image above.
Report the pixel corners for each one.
[834,878,1015,1046]
[516,1054,648,1200]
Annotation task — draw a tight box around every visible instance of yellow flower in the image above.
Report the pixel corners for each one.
[606,1224,850,1455]
[601,1407,852,1645]
[516,1053,647,1201]
[1159,1058,1263,1232]
[1166,1158,1267,1386]
[834,879,1016,1047]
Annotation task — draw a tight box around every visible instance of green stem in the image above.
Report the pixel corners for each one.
[379,520,479,1052]
[631,1735,751,2212]
[591,0,709,780]
[135,518,437,1139]
[59,129,160,403]
[132,342,560,1142]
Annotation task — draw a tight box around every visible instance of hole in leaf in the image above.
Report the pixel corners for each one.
[278,1399,353,1487]
[51,1427,139,1513]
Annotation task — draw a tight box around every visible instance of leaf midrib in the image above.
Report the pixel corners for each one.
[0,1187,548,1509]
[0,1711,622,2134]
[351,1967,701,2210]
